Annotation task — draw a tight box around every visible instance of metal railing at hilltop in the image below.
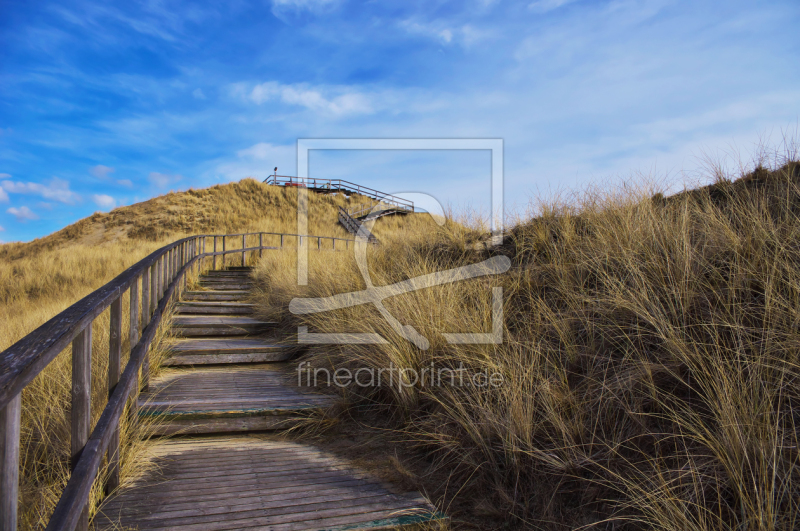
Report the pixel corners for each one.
[263,175,414,214]
[0,231,355,531]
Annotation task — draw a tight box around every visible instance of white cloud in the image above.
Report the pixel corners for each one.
[211,143,296,182]
[93,194,116,210]
[237,142,281,160]
[0,225,4,231]
[398,20,492,48]
[148,172,182,188]
[271,0,339,14]
[0,187,7,203]
[90,164,115,179]
[7,206,38,221]
[117,179,134,187]
[192,88,206,100]
[0,177,80,204]
[528,0,579,13]
[247,81,373,116]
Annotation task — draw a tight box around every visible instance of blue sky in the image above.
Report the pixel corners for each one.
[1,0,798,242]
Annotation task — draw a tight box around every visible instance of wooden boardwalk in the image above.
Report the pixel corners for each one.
[97,267,443,530]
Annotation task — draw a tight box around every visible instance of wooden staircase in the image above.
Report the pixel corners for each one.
[95,266,445,530]
[338,207,380,244]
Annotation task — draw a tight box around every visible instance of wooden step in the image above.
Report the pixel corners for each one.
[175,301,254,315]
[199,275,251,282]
[95,437,446,530]
[197,282,253,291]
[199,275,253,281]
[182,290,249,301]
[165,339,292,366]
[137,365,333,435]
[171,316,274,337]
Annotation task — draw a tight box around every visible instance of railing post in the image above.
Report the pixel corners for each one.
[222,236,226,269]
[332,238,336,250]
[241,234,246,267]
[145,263,156,392]
[213,237,217,270]
[161,251,172,297]
[161,255,167,300]
[128,274,141,421]
[141,267,150,326]
[1,393,21,531]
[106,295,122,494]
[259,233,263,258]
[317,237,321,250]
[280,234,284,248]
[159,256,166,300]
[71,325,92,531]
[153,257,160,304]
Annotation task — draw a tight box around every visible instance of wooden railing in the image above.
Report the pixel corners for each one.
[263,175,414,214]
[0,231,355,531]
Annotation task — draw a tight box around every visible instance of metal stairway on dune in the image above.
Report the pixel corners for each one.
[95,266,444,530]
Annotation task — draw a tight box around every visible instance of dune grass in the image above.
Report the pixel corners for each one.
[252,155,800,530]
[0,179,360,528]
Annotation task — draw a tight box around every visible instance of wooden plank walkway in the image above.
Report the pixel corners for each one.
[165,339,291,366]
[98,267,443,529]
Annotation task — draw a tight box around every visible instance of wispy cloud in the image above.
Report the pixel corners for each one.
[528,0,580,14]
[117,179,134,187]
[7,206,38,221]
[0,174,9,203]
[0,177,80,204]
[148,172,182,188]
[92,194,116,210]
[90,164,115,179]
[237,142,284,160]
[192,88,206,100]
[271,0,340,17]
[241,81,374,116]
[398,20,491,47]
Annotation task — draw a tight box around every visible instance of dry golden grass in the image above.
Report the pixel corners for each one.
[252,154,800,530]
[0,178,363,528]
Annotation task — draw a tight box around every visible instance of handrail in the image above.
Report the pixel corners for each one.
[263,175,414,213]
[0,231,356,531]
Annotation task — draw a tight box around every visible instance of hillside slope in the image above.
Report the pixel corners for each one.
[253,160,800,530]
[1,178,358,349]
[0,178,363,528]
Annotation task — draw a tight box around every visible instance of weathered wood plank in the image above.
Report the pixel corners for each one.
[96,438,442,531]
[0,393,21,531]
[173,316,272,327]
[175,302,254,315]
[105,297,122,494]
[163,352,292,365]
[170,339,284,353]
[182,291,249,301]
[70,325,91,530]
